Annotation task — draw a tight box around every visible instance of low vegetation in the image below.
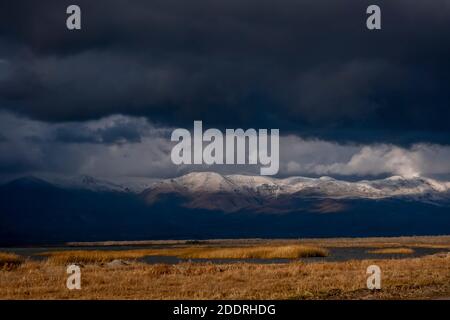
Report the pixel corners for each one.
[65,236,450,249]
[40,250,151,264]
[1,253,449,299]
[181,245,328,259]
[2,236,449,299]
[0,252,24,270]
[368,248,414,255]
[298,235,450,249]
[40,245,328,264]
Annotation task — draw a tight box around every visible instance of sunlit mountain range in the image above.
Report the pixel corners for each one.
[1,172,450,245]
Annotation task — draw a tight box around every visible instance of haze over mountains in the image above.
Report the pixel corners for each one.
[1,172,450,245]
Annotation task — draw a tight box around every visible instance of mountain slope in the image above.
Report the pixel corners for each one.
[142,172,450,212]
[1,173,450,245]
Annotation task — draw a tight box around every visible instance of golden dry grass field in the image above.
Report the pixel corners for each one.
[368,248,414,255]
[39,244,328,264]
[1,236,450,300]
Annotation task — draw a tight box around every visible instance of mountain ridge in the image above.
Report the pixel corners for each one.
[142,172,450,213]
[1,172,450,244]
[3,172,450,214]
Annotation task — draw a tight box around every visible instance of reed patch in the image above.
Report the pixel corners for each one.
[40,244,328,264]
[0,252,24,270]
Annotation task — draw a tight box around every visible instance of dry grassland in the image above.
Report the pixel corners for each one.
[1,236,450,299]
[368,248,414,255]
[0,253,449,299]
[39,245,328,264]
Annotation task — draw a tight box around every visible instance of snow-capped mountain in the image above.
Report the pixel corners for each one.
[142,172,450,212]
[5,172,450,213]
[2,172,450,244]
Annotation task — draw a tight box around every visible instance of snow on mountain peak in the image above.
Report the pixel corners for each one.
[9,172,449,212]
[142,172,450,212]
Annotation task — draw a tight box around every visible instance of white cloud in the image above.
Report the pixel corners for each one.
[280,136,450,178]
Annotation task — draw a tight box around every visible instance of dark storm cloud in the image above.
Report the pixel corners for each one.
[0,0,450,143]
[53,117,146,144]
[48,114,172,144]
[0,112,176,179]
[53,124,142,144]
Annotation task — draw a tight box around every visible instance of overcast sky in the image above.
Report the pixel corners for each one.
[1,0,450,181]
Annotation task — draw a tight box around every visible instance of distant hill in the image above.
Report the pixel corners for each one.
[1,173,450,245]
[143,172,450,212]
